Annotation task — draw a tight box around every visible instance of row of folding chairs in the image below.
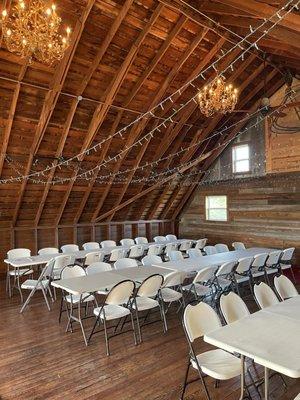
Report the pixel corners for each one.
[181,276,298,399]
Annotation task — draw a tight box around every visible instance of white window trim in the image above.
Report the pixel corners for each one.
[205,195,228,222]
[232,144,250,174]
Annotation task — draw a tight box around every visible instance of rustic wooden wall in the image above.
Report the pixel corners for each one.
[179,172,300,262]
[0,219,177,276]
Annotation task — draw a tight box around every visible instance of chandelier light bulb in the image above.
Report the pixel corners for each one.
[51,4,56,10]
[2,9,7,17]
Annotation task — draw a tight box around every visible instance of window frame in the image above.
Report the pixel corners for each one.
[232,143,250,174]
[205,195,228,222]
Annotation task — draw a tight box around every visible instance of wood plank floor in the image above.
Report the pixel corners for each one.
[0,281,299,400]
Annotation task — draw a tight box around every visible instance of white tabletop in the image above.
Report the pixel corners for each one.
[154,248,277,273]
[263,296,300,322]
[204,299,300,378]
[111,265,174,282]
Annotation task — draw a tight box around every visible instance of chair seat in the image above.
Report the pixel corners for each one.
[9,268,33,276]
[216,277,232,289]
[191,349,241,380]
[265,267,277,274]
[280,263,292,270]
[97,289,109,295]
[183,283,211,297]
[94,304,130,321]
[251,268,265,277]
[21,279,49,290]
[132,296,159,311]
[65,293,94,303]
[234,273,249,283]
[161,287,182,302]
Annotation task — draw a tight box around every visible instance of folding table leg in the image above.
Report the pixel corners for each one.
[264,367,269,400]
[239,355,251,400]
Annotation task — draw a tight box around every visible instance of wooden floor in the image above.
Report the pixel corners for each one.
[0,280,300,400]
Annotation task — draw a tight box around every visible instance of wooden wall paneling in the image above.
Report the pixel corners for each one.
[37,228,57,249]
[58,227,74,247]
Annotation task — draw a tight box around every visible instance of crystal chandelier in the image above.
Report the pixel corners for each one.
[1,0,71,65]
[197,77,238,117]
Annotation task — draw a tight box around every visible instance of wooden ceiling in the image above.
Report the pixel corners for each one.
[0,0,299,228]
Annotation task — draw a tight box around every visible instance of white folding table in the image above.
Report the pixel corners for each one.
[204,297,300,399]
[154,247,277,273]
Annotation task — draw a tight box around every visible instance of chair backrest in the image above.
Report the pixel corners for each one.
[114,258,138,270]
[215,243,229,253]
[266,250,282,267]
[168,250,184,261]
[109,248,126,262]
[193,266,218,284]
[165,234,177,242]
[137,274,163,297]
[204,245,217,255]
[251,253,268,269]
[120,238,135,247]
[187,248,203,259]
[235,257,253,274]
[82,242,100,251]
[7,248,31,259]
[216,261,236,277]
[53,254,74,269]
[141,255,162,267]
[105,280,135,305]
[232,242,246,251]
[38,247,59,255]
[280,247,295,263]
[183,302,221,343]
[163,271,184,287]
[254,282,280,309]
[86,262,112,275]
[61,244,79,253]
[220,292,250,324]
[129,245,144,258]
[135,237,148,245]
[274,275,298,300]
[194,238,207,250]
[37,259,56,283]
[61,265,86,279]
[84,251,104,266]
[147,244,163,256]
[179,240,192,252]
[164,243,178,253]
[101,240,116,248]
[153,236,167,243]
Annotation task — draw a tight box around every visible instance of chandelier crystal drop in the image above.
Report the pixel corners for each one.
[1,0,71,65]
[197,77,238,117]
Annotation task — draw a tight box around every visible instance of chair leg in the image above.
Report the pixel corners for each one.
[103,316,110,356]
[290,267,297,283]
[88,315,100,344]
[134,307,142,343]
[58,297,64,323]
[78,301,88,346]
[180,359,191,400]
[159,301,168,333]
[130,311,138,346]
[16,273,23,303]
[41,286,51,311]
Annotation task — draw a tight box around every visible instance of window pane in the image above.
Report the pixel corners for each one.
[208,209,227,221]
[235,159,249,172]
[234,145,249,161]
[207,196,227,208]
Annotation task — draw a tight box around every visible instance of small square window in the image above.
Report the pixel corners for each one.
[205,195,228,221]
[232,144,250,173]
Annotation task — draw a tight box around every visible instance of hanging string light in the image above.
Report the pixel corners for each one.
[1,0,71,65]
[197,77,238,117]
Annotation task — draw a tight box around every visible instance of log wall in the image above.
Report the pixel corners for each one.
[179,173,300,262]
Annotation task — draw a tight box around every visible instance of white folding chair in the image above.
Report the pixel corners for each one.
[131,274,166,341]
[203,245,217,255]
[84,251,104,266]
[280,247,296,282]
[165,234,177,242]
[187,248,203,259]
[161,271,185,310]
[294,394,300,400]
[135,236,148,245]
[101,240,116,248]
[52,254,75,280]
[59,265,95,346]
[20,259,55,313]
[86,262,112,295]
[232,242,246,251]
[6,248,33,301]
[82,242,100,251]
[141,255,162,267]
[128,244,144,260]
[265,250,282,283]
[234,257,253,295]
[88,280,137,355]
[179,240,193,253]
[61,244,79,253]
[147,244,164,256]
[215,261,236,295]
[114,258,138,270]
[220,292,250,324]
[215,243,229,253]
[254,282,279,309]
[194,238,207,250]
[168,250,184,261]
[109,248,126,263]
[183,266,218,302]
[164,242,178,258]
[153,236,167,243]
[38,247,59,255]
[251,253,268,285]
[181,302,241,400]
[274,275,298,301]
[120,238,135,247]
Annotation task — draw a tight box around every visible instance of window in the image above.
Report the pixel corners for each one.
[205,195,228,221]
[232,144,250,173]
